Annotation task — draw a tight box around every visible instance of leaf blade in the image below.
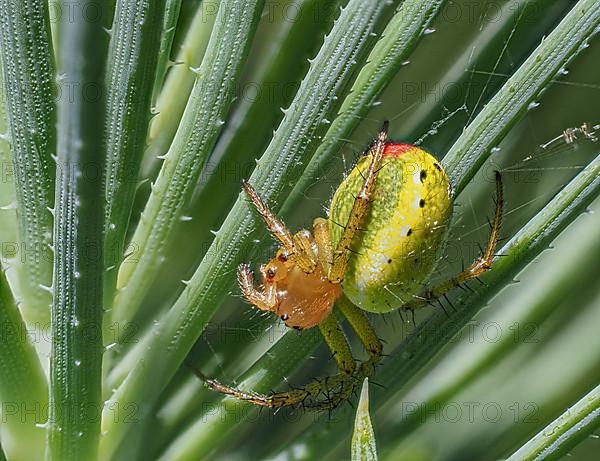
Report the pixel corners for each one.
[103,0,166,304]
[506,383,600,461]
[47,2,107,458]
[0,0,56,324]
[0,268,47,460]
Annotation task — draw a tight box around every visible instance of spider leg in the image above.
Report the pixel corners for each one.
[412,171,504,308]
[300,299,385,410]
[337,296,383,378]
[189,309,359,410]
[329,121,389,282]
[242,180,316,272]
[319,310,355,376]
[186,364,280,408]
[313,217,333,274]
[189,301,386,410]
[192,369,356,410]
[237,263,277,311]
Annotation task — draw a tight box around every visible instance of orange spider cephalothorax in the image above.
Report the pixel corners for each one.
[267,248,342,329]
[239,233,342,330]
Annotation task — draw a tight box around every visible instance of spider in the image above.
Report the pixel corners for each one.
[193,121,503,411]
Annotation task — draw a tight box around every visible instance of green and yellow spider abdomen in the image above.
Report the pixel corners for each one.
[329,143,453,313]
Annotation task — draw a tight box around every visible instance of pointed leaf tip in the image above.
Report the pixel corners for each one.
[352,378,378,461]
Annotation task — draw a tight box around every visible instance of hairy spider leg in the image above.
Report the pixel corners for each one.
[187,311,355,409]
[410,171,504,309]
[190,297,383,410]
[319,306,356,376]
[242,180,316,273]
[329,121,389,283]
[293,297,384,410]
[337,297,383,375]
[312,217,333,275]
[300,298,385,410]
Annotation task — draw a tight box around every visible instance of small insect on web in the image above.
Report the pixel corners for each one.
[188,121,504,411]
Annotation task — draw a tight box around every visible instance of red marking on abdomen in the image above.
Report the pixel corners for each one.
[384,143,414,157]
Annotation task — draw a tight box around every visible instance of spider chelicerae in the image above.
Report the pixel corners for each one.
[192,121,503,411]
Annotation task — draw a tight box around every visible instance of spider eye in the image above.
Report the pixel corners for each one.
[278,252,289,262]
[266,267,277,279]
